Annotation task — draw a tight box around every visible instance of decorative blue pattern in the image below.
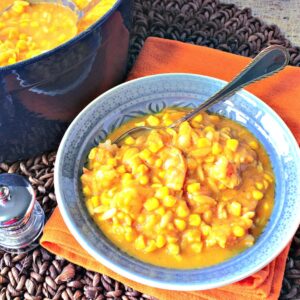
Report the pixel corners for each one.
[55,74,300,291]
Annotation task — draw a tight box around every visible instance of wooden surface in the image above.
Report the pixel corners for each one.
[221,0,300,46]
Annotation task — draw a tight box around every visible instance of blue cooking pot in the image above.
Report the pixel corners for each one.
[0,0,131,162]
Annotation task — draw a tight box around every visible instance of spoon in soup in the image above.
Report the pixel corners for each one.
[1,0,100,23]
[112,45,290,145]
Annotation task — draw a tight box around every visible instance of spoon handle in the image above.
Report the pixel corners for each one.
[171,45,290,127]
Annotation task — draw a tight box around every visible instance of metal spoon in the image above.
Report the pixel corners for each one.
[1,0,100,22]
[113,45,290,145]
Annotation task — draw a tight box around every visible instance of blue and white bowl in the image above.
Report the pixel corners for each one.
[55,73,300,290]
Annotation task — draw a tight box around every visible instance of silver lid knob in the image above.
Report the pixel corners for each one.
[0,185,10,205]
[0,174,35,228]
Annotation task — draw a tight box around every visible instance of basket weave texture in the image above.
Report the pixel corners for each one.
[0,0,299,299]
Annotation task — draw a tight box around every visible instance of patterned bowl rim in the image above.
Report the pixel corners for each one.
[55,73,300,290]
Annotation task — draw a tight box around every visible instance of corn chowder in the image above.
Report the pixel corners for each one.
[81,109,274,268]
[0,0,117,66]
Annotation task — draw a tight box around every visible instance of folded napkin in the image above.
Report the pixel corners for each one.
[41,37,300,300]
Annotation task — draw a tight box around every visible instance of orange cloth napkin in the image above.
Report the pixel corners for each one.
[41,37,300,300]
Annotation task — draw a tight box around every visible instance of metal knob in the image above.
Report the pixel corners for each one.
[0,174,45,253]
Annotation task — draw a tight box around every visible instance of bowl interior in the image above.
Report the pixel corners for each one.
[55,74,300,290]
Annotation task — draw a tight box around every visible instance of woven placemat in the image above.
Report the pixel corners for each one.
[0,0,299,299]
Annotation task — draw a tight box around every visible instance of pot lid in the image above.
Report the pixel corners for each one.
[0,174,35,228]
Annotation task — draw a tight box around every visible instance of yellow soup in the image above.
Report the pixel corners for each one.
[0,0,117,66]
[81,109,275,269]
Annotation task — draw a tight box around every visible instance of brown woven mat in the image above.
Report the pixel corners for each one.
[0,0,300,299]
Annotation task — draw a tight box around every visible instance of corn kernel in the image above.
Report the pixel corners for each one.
[191,242,203,253]
[135,235,146,250]
[160,211,173,228]
[135,121,146,127]
[124,136,135,145]
[8,57,16,65]
[167,243,180,255]
[139,175,149,185]
[146,115,160,126]
[155,159,163,167]
[244,234,255,247]
[229,201,242,217]
[264,173,274,183]
[201,224,211,236]
[145,215,157,228]
[183,229,199,242]
[263,179,269,189]
[174,219,186,231]
[107,158,117,166]
[233,225,246,237]
[176,203,189,218]
[226,139,239,152]
[255,182,264,190]
[117,211,125,219]
[139,149,152,160]
[144,197,160,211]
[137,215,145,223]
[189,214,201,226]
[155,206,165,216]
[86,200,94,216]
[82,186,92,197]
[249,140,259,150]
[178,135,191,148]
[202,210,213,223]
[122,173,133,182]
[117,165,126,174]
[88,148,97,160]
[197,137,211,148]
[123,148,139,161]
[187,182,200,194]
[136,164,148,174]
[125,231,135,242]
[163,195,177,207]
[193,114,203,122]
[212,142,222,155]
[124,215,132,226]
[252,190,264,200]
[156,235,166,248]
[12,2,26,14]
[206,131,214,141]
[158,170,165,179]
[30,21,39,28]
[155,186,169,199]
[167,236,178,243]
[164,118,173,126]
[217,236,227,248]
[152,176,161,183]
[144,240,157,253]
[167,224,175,231]
[16,40,27,51]
[148,142,163,153]
[204,126,215,132]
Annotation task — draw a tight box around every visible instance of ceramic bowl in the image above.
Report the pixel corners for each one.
[0,0,131,162]
[55,73,300,290]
